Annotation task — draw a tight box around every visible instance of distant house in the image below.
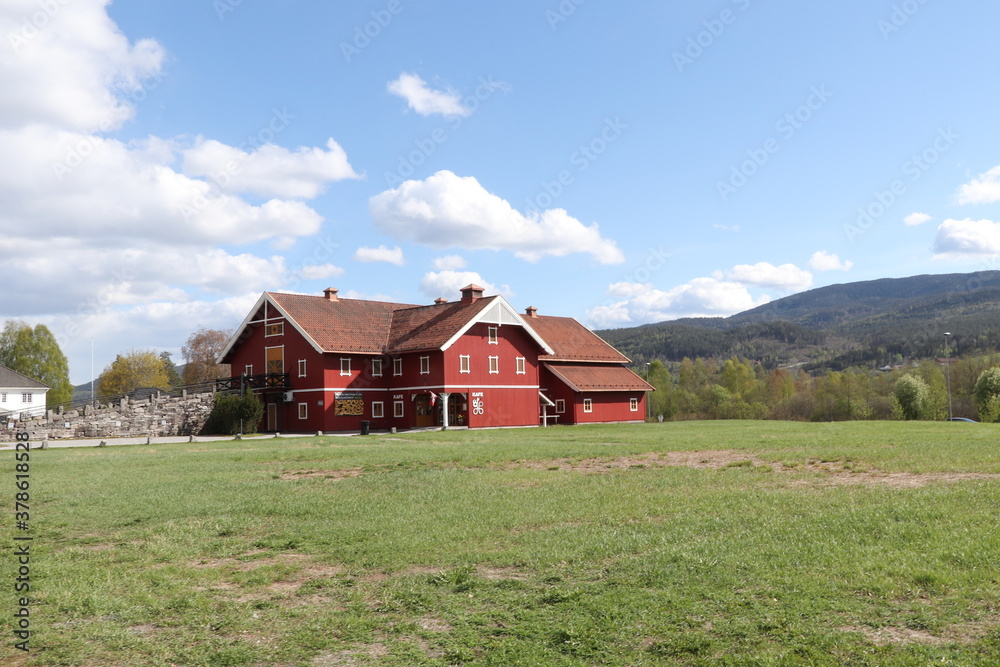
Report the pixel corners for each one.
[0,365,49,420]
[218,285,652,432]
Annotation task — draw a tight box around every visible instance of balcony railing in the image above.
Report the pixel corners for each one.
[215,373,291,393]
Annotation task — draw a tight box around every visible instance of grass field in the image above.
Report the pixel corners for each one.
[3,421,1000,665]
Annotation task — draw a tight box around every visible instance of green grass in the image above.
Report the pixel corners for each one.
[4,421,1000,665]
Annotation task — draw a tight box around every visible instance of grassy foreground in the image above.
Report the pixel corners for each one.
[3,421,1000,665]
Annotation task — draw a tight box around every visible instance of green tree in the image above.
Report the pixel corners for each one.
[203,392,264,435]
[181,328,232,385]
[0,320,73,407]
[159,351,182,387]
[973,367,1000,422]
[894,374,929,420]
[98,349,171,397]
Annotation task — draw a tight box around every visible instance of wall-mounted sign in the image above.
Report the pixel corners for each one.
[472,391,485,416]
[334,391,364,416]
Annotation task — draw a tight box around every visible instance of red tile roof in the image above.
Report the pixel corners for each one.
[268,292,415,354]
[527,315,631,363]
[543,363,653,393]
[267,292,501,355]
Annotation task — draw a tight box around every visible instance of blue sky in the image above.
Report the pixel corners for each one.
[3,0,1000,384]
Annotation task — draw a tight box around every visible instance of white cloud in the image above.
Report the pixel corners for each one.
[722,262,813,292]
[809,251,853,272]
[713,223,741,232]
[418,271,507,300]
[181,137,359,199]
[296,264,345,281]
[432,254,467,271]
[932,218,1000,257]
[370,170,624,264]
[956,166,1000,205]
[0,0,166,133]
[586,278,769,328]
[387,73,470,118]
[904,212,932,226]
[354,245,405,266]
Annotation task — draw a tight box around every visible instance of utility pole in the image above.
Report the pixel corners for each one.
[944,332,953,420]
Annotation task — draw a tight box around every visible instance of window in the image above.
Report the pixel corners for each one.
[298,403,308,419]
[340,358,351,376]
[419,356,430,374]
[630,398,639,412]
[265,321,283,337]
[488,356,499,374]
[298,359,307,377]
[21,393,32,403]
[459,355,471,373]
[393,400,404,418]
[372,359,383,377]
[1,393,7,403]
[555,399,565,414]
[393,358,402,376]
[583,398,593,413]
[244,364,253,376]
[515,357,526,374]
[372,401,384,418]
[488,326,498,344]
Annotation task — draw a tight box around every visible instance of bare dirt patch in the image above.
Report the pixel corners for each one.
[273,450,1000,489]
[312,642,389,666]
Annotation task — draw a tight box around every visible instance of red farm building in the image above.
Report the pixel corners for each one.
[217,285,652,433]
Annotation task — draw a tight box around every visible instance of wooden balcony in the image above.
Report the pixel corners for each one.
[215,373,291,393]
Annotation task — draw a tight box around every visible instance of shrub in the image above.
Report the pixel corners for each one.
[202,392,264,435]
[974,367,1000,422]
[894,374,929,420]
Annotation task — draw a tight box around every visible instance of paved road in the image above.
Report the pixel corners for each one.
[0,432,358,450]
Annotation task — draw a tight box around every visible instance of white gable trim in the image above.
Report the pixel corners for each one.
[438,295,554,354]
[217,293,326,364]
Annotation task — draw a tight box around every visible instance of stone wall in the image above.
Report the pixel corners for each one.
[6,389,217,440]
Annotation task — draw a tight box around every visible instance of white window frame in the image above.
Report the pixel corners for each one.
[298,402,308,419]
[244,364,253,376]
[630,398,639,412]
[583,398,593,413]
[488,326,499,344]
[21,393,32,403]
[297,359,307,378]
[488,356,499,374]
[1,393,6,403]
[459,355,471,373]
[372,358,383,377]
[555,399,565,414]
[515,357,526,374]
[372,401,384,419]
[393,358,402,376]
[265,321,283,337]
[393,400,404,418]
[419,356,430,375]
[340,357,351,376]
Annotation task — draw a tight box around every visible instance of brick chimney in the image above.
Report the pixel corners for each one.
[434,297,448,305]
[525,306,538,318]
[323,287,339,302]
[460,284,485,304]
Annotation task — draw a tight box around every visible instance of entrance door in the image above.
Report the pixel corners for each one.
[266,346,284,375]
[267,403,278,431]
[415,395,434,427]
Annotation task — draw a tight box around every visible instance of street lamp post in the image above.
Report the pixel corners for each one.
[645,362,651,422]
[944,332,953,420]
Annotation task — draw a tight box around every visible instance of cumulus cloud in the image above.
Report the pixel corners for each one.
[354,245,405,266]
[0,0,166,133]
[932,218,1000,257]
[296,264,345,281]
[387,73,471,118]
[370,170,624,264]
[586,278,769,328]
[809,251,853,272]
[956,166,1000,205]
[418,271,507,300]
[721,262,813,292]
[904,212,932,226]
[181,137,359,199]
[432,254,467,271]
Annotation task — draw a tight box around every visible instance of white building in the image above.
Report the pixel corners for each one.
[0,365,49,420]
